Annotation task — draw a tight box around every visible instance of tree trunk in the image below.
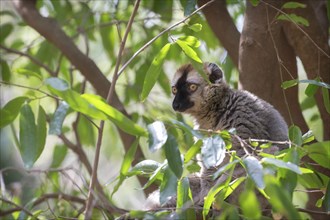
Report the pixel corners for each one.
[239,0,308,132]
[282,0,330,140]
[197,0,240,67]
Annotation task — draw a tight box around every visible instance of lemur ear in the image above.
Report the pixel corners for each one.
[203,62,224,84]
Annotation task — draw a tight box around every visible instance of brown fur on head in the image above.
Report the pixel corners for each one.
[171,63,224,115]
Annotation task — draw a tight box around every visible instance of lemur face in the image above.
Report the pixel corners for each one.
[171,63,223,113]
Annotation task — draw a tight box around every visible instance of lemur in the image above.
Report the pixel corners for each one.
[145,63,288,213]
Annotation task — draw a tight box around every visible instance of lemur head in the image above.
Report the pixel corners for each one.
[171,62,224,113]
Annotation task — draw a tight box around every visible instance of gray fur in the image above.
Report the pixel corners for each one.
[146,63,288,214]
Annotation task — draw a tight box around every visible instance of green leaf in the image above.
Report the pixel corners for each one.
[142,162,166,189]
[184,139,202,163]
[203,177,244,219]
[282,2,306,9]
[164,134,183,179]
[0,96,28,128]
[281,79,298,89]
[305,141,330,169]
[181,0,196,16]
[277,14,309,26]
[279,149,299,197]
[127,160,162,177]
[16,68,43,80]
[160,166,178,205]
[282,79,330,90]
[177,177,191,208]
[305,81,319,97]
[51,144,68,168]
[152,0,173,22]
[147,121,168,152]
[112,138,139,197]
[120,138,139,176]
[262,158,302,174]
[177,177,196,220]
[188,23,202,32]
[302,130,314,144]
[323,181,330,212]
[49,101,69,135]
[141,43,171,101]
[0,23,13,42]
[36,106,47,161]
[321,87,330,114]
[19,104,37,168]
[158,70,171,96]
[223,176,246,198]
[299,79,330,89]
[45,77,69,91]
[99,13,116,59]
[178,36,201,48]
[46,78,108,120]
[239,189,261,219]
[288,125,303,146]
[201,135,226,169]
[266,179,301,219]
[77,115,95,146]
[0,59,11,82]
[213,160,240,180]
[170,119,203,139]
[81,94,147,137]
[176,39,202,63]
[62,91,107,120]
[249,0,260,6]
[243,156,265,189]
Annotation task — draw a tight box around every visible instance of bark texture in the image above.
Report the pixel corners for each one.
[198,0,240,67]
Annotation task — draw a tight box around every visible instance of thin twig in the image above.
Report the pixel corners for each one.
[265,6,294,126]
[0,81,58,100]
[248,138,293,146]
[0,44,56,76]
[84,0,141,219]
[32,193,86,207]
[297,207,330,216]
[58,134,92,174]
[0,197,36,218]
[117,0,216,76]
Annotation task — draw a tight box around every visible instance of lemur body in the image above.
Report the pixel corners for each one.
[146,63,288,212]
[171,63,288,142]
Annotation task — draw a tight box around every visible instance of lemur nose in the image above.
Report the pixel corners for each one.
[172,102,180,111]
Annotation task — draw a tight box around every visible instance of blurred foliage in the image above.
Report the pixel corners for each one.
[0,0,329,219]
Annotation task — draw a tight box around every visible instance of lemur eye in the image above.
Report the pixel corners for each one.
[172,86,177,94]
[188,84,198,92]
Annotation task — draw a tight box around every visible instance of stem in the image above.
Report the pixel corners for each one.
[265,6,294,126]
[0,81,58,100]
[0,44,56,76]
[84,0,141,219]
[117,0,216,76]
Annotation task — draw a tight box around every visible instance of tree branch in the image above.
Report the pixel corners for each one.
[118,0,216,76]
[197,0,240,68]
[0,197,36,219]
[0,44,56,76]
